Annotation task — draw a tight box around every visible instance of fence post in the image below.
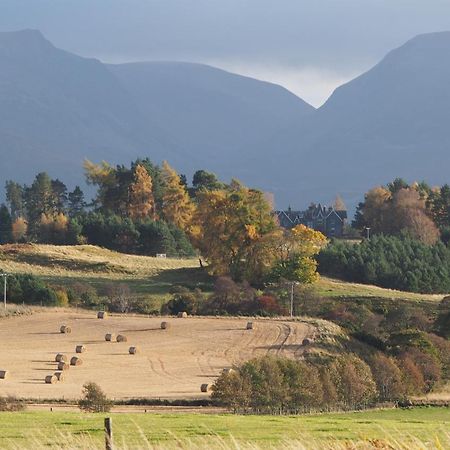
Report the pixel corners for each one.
[105,417,113,450]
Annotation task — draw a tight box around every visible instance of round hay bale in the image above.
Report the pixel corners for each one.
[161,321,170,330]
[129,346,138,355]
[177,311,188,318]
[0,370,8,380]
[105,333,115,342]
[60,325,72,334]
[246,321,254,330]
[54,372,66,382]
[302,338,312,346]
[45,375,57,384]
[222,368,234,375]
[116,334,128,343]
[70,356,83,366]
[97,311,108,319]
[200,383,210,393]
[57,362,70,371]
[55,353,67,363]
[75,345,86,353]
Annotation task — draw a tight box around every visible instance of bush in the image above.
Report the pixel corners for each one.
[78,382,112,413]
[161,287,202,315]
[0,396,26,412]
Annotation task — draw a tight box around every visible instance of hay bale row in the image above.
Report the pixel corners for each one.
[129,346,138,355]
[161,321,170,330]
[105,333,115,342]
[54,372,66,382]
[57,362,70,371]
[177,311,188,318]
[116,334,127,343]
[97,311,108,319]
[60,325,71,334]
[0,370,8,380]
[55,353,67,363]
[45,375,57,384]
[70,356,83,366]
[76,345,86,353]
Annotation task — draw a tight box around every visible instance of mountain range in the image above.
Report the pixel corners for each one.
[0,29,449,209]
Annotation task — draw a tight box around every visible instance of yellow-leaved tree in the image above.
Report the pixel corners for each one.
[128,164,156,220]
[270,224,328,284]
[192,180,281,284]
[161,161,194,230]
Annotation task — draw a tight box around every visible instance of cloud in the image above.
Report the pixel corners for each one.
[205,60,366,107]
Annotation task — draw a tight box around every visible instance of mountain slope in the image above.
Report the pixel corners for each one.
[0,30,172,183]
[256,31,450,208]
[108,61,314,173]
[0,30,313,194]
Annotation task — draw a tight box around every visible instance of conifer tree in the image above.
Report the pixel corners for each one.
[161,161,194,230]
[0,204,13,244]
[128,164,155,220]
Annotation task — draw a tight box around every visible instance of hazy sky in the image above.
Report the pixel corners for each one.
[1,0,450,106]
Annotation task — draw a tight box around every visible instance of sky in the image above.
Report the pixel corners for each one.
[1,0,450,106]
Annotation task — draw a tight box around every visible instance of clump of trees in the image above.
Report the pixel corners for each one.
[212,354,378,414]
[353,178,450,244]
[78,382,112,413]
[318,234,450,293]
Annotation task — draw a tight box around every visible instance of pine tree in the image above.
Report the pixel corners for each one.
[5,181,24,220]
[128,164,155,220]
[0,204,13,244]
[161,161,194,230]
[67,186,86,217]
[24,172,54,238]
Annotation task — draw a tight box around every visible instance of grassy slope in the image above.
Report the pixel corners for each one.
[0,244,211,307]
[315,276,446,302]
[0,244,445,306]
[0,408,449,449]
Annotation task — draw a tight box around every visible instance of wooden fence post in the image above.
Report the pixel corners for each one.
[105,417,113,450]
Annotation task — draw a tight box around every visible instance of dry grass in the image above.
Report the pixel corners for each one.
[315,276,445,302]
[0,244,198,279]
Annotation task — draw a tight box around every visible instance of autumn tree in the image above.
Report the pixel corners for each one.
[161,161,194,231]
[329,354,377,409]
[11,217,27,242]
[128,164,155,220]
[193,180,280,283]
[369,353,405,401]
[84,159,116,211]
[270,224,328,284]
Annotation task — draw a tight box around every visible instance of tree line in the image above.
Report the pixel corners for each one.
[353,177,450,244]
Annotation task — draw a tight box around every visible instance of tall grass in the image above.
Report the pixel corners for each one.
[5,428,450,450]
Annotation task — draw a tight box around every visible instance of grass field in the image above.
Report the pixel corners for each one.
[0,244,445,307]
[0,408,449,449]
[0,244,210,307]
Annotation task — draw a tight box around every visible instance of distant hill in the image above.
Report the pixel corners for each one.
[2,29,450,209]
[253,31,450,208]
[0,29,313,198]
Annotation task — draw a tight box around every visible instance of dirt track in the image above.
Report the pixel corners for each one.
[0,311,313,400]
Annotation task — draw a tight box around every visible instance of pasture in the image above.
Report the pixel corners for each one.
[0,408,449,449]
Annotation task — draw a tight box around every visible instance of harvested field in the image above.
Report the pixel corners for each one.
[0,310,314,400]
